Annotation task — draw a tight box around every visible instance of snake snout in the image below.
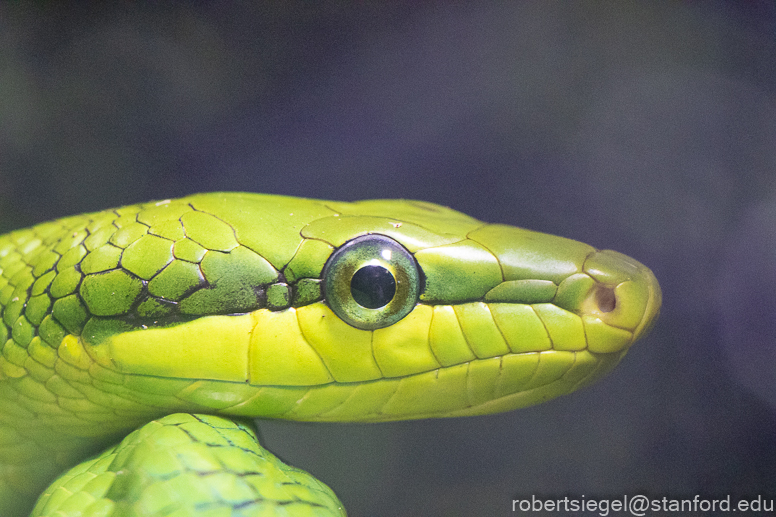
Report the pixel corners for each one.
[582,250,662,346]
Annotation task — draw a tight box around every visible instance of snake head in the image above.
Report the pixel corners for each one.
[236,197,660,420]
[26,193,659,423]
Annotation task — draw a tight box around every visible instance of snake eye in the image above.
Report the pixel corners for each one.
[322,234,421,330]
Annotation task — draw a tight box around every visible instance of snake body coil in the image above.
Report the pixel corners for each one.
[0,193,661,516]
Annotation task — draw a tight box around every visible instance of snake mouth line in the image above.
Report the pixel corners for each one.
[47,349,623,425]
[100,348,620,422]
[275,349,623,422]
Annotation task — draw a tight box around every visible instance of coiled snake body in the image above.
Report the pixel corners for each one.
[0,193,661,516]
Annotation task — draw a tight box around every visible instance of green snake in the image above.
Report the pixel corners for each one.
[0,192,661,516]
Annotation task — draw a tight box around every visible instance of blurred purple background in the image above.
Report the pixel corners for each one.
[2,3,775,515]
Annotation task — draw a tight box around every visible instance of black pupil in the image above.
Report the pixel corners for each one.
[350,265,396,309]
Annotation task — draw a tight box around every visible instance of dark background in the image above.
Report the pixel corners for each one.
[2,3,775,516]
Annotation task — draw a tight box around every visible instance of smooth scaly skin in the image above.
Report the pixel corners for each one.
[0,193,661,516]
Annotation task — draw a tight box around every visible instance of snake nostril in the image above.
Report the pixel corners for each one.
[595,286,617,313]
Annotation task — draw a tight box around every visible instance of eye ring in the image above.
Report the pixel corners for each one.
[322,234,421,330]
